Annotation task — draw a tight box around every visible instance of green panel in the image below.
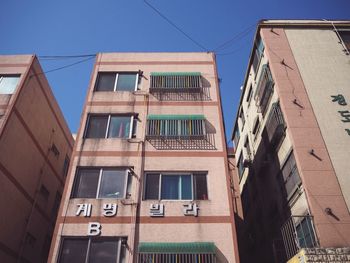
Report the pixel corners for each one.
[151,72,201,76]
[138,242,216,254]
[147,114,205,120]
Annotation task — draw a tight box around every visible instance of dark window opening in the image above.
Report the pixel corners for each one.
[144,172,208,200]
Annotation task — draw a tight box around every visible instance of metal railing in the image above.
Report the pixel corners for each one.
[149,75,210,101]
[255,65,274,116]
[146,118,215,150]
[265,102,285,147]
[281,215,318,260]
[138,253,216,263]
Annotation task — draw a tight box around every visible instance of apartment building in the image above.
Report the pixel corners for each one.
[48,52,240,263]
[232,20,350,263]
[0,55,74,262]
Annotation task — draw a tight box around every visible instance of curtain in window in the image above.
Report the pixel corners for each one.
[108,117,130,138]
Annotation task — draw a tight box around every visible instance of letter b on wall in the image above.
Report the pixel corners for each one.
[87,222,101,236]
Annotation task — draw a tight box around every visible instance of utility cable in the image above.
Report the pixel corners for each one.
[32,55,96,78]
[213,23,257,52]
[38,54,96,60]
[143,0,209,51]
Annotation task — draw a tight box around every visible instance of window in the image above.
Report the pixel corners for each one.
[150,72,202,90]
[237,152,244,180]
[146,115,205,137]
[58,237,126,263]
[0,75,20,94]
[51,143,60,158]
[233,125,240,148]
[246,84,253,105]
[239,108,245,130]
[144,172,208,200]
[252,37,264,74]
[282,151,301,199]
[252,117,261,141]
[255,64,274,116]
[85,114,137,139]
[62,155,70,177]
[72,168,132,199]
[339,31,350,51]
[95,72,138,92]
[296,216,317,248]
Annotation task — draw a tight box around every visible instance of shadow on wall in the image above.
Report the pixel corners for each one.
[216,247,229,263]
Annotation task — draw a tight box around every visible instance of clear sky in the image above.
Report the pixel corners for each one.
[1,0,349,145]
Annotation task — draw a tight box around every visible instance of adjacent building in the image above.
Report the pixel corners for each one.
[0,55,74,262]
[232,20,350,263]
[48,52,240,262]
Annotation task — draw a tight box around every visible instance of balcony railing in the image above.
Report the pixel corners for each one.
[145,115,216,150]
[265,102,285,148]
[255,65,274,116]
[149,72,210,101]
[281,215,319,260]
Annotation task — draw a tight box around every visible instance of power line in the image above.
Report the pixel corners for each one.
[38,54,96,60]
[32,55,96,77]
[216,39,251,56]
[143,0,209,51]
[213,23,257,52]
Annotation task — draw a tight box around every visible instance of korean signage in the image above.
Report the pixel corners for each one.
[331,94,350,136]
[76,202,200,236]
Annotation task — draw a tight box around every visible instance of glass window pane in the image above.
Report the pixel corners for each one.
[89,240,118,263]
[86,116,108,138]
[194,174,208,200]
[95,73,116,91]
[181,175,192,200]
[108,116,131,138]
[73,169,100,198]
[116,73,137,91]
[0,75,20,94]
[161,175,180,200]
[59,239,88,263]
[98,169,126,198]
[145,174,160,200]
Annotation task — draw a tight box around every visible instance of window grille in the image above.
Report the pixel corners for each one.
[145,115,215,150]
[255,64,274,116]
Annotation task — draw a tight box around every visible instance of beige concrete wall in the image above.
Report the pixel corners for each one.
[285,28,350,211]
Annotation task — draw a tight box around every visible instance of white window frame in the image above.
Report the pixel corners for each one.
[96,72,139,92]
[144,172,208,201]
[85,114,136,139]
[0,75,21,95]
[72,168,131,199]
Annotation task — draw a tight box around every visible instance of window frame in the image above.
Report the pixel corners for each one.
[143,172,208,201]
[57,237,126,263]
[94,72,139,92]
[281,150,302,200]
[84,114,137,139]
[237,152,244,181]
[71,167,132,199]
[0,74,21,95]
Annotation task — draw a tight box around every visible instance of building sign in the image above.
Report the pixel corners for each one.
[331,94,350,136]
[149,204,164,217]
[76,202,200,235]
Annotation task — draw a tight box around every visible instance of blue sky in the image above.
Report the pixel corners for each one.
[1,0,349,144]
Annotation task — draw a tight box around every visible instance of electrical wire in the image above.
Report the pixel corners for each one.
[32,55,96,77]
[216,39,251,56]
[213,23,257,52]
[143,0,209,51]
[38,54,96,61]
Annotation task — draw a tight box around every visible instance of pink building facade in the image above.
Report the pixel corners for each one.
[232,20,350,263]
[49,52,240,263]
[0,55,74,263]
